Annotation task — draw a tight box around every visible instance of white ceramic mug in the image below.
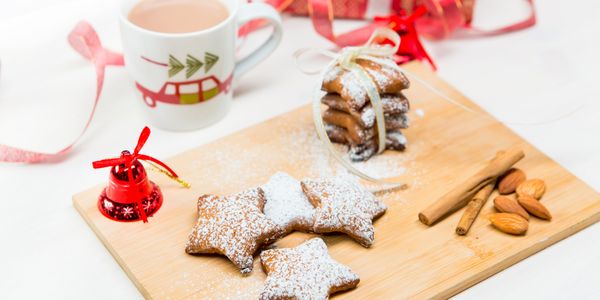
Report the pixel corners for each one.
[119,0,282,131]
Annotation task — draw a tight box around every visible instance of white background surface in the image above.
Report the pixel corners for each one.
[1,0,599,299]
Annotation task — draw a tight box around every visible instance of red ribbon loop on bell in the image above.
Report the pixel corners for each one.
[92,126,178,223]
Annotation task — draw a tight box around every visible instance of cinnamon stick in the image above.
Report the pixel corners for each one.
[456,180,496,235]
[418,148,524,226]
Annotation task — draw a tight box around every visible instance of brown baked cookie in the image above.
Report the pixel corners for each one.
[347,131,407,162]
[324,124,347,144]
[321,93,410,128]
[262,172,315,234]
[323,111,407,145]
[300,178,387,247]
[259,238,360,300]
[324,124,407,147]
[347,143,378,163]
[323,108,409,138]
[324,122,407,150]
[185,188,284,274]
[322,58,409,110]
[323,109,373,145]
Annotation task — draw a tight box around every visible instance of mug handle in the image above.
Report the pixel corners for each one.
[235,3,283,78]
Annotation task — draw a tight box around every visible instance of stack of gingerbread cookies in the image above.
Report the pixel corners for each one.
[321,58,411,161]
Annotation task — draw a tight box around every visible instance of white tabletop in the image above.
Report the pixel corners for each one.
[1,0,599,298]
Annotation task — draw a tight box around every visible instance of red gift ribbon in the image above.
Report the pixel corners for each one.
[254,0,435,67]
[92,126,178,223]
[257,0,535,63]
[0,21,124,163]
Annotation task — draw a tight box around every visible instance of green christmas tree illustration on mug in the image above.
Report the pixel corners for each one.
[168,52,219,78]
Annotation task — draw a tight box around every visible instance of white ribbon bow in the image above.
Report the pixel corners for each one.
[295,28,407,186]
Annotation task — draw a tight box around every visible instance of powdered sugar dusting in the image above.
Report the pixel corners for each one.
[351,110,409,131]
[361,109,375,127]
[282,125,418,191]
[340,72,368,108]
[348,144,378,163]
[262,172,315,232]
[324,65,369,108]
[378,59,410,88]
[301,178,387,247]
[186,188,283,274]
[323,65,342,83]
[349,153,406,179]
[195,149,265,192]
[388,131,407,145]
[259,238,359,299]
[367,67,392,90]
[158,270,263,299]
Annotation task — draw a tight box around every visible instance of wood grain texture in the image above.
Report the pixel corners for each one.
[73,62,600,299]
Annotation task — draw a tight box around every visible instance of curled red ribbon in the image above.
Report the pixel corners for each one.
[92,126,178,223]
[0,21,124,163]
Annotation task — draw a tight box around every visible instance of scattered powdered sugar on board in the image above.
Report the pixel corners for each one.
[192,121,426,202]
[345,154,407,179]
[282,125,338,178]
[193,147,269,192]
[280,125,420,193]
[415,108,425,118]
[157,269,263,300]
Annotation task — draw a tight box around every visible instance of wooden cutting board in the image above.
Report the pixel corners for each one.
[73,63,600,299]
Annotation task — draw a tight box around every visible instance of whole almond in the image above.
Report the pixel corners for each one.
[518,195,552,220]
[494,196,529,220]
[489,213,528,235]
[498,168,526,194]
[516,179,546,199]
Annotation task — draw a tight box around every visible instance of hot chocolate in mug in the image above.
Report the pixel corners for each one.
[120,0,283,130]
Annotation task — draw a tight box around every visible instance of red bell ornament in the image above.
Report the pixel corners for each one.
[93,127,182,223]
[97,150,163,222]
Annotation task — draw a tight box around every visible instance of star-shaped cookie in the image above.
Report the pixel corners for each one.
[321,93,410,128]
[301,178,387,247]
[262,172,315,233]
[185,187,284,274]
[322,58,410,111]
[259,238,360,300]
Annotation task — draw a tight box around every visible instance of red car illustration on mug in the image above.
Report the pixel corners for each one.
[136,73,233,108]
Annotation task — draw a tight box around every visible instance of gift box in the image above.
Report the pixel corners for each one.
[282,0,472,22]
[272,0,533,40]
[285,0,385,19]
